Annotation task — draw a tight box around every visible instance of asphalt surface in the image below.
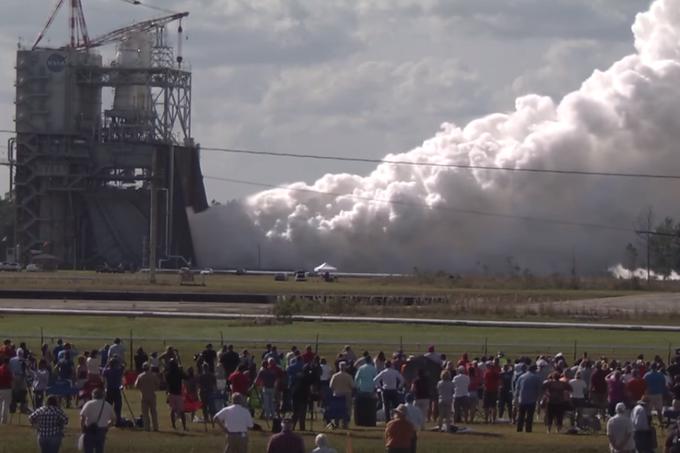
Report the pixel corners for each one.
[1,297,680,332]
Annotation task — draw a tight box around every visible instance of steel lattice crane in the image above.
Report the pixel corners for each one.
[32,0,188,52]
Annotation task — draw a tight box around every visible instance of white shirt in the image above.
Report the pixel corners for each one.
[108,343,125,363]
[453,374,470,398]
[405,402,425,430]
[424,352,442,365]
[80,399,115,428]
[86,357,100,375]
[631,404,650,431]
[607,414,635,452]
[569,379,587,399]
[214,404,254,434]
[320,364,332,381]
[373,368,404,390]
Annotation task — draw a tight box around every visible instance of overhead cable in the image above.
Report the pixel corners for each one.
[201,146,680,181]
[204,175,633,234]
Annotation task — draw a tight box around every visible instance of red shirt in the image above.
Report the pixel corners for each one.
[484,367,501,392]
[228,371,250,395]
[0,365,12,389]
[301,351,315,364]
[266,431,305,453]
[627,378,647,402]
[468,369,481,391]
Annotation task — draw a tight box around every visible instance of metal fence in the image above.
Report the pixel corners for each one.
[2,331,676,363]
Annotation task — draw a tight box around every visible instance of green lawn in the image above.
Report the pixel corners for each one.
[0,314,671,451]
[1,315,678,361]
[1,391,613,453]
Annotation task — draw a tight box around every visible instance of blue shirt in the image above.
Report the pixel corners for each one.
[644,371,667,395]
[287,360,303,388]
[516,371,542,404]
[354,363,377,393]
[103,365,123,391]
[8,356,24,377]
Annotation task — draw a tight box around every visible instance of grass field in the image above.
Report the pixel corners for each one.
[1,403,615,453]
[1,314,678,361]
[0,270,639,298]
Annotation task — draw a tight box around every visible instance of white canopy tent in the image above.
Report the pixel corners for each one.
[314,262,338,273]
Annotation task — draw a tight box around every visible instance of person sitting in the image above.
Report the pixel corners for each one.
[385,404,416,453]
[312,433,337,453]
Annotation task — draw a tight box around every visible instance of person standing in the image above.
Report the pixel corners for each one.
[291,360,316,431]
[107,339,125,367]
[411,368,431,422]
[80,388,115,453]
[266,418,305,453]
[403,393,424,453]
[354,356,378,426]
[498,363,514,422]
[29,395,68,453]
[644,363,668,427]
[516,365,543,433]
[542,372,572,433]
[632,397,655,453]
[606,370,626,416]
[255,359,278,420]
[452,366,470,424]
[374,361,404,421]
[32,359,51,410]
[483,359,501,424]
[198,362,217,424]
[102,358,123,425]
[214,393,254,453]
[220,345,241,379]
[329,362,354,428]
[385,404,416,453]
[164,358,187,431]
[607,402,635,453]
[0,357,13,424]
[134,362,160,432]
[569,370,587,427]
[437,370,454,431]
[9,350,29,415]
[200,344,217,374]
[133,348,148,374]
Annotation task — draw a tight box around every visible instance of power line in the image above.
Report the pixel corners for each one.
[1,129,677,181]
[204,175,633,234]
[202,146,680,181]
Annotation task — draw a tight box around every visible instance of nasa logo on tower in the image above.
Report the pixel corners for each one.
[46,54,66,73]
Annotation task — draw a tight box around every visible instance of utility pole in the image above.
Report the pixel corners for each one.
[646,210,652,285]
[149,148,158,284]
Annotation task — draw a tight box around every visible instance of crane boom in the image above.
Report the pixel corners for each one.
[32,0,67,50]
[86,12,188,49]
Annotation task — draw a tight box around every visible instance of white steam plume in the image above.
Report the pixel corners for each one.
[609,264,680,281]
[190,0,680,274]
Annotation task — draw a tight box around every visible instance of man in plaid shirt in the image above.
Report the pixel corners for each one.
[29,395,68,453]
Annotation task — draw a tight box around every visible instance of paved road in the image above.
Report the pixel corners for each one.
[0,298,270,314]
[2,299,680,332]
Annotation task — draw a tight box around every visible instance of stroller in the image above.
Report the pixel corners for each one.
[578,406,602,433]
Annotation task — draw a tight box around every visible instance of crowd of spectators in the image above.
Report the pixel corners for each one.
[2,337,680,453]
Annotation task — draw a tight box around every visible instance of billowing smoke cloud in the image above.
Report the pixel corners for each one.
[190,0,680,274]
[609,264,680,281]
